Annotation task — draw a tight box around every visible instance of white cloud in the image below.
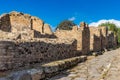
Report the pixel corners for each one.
[68,17,76,21]
[89,19,120,27]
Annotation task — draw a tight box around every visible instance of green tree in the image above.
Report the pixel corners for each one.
[99,22,118,35]
[99,22,120,44]
[56,20,76,30]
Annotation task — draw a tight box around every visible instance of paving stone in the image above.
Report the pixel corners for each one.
[49,48,120,80]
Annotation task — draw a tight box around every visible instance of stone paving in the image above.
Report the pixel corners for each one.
[48,48,120,80]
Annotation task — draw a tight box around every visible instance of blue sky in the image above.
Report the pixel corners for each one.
[0,0,120,29]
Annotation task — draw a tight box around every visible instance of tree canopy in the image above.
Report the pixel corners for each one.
[56,20,76,30]
[99,22,120,43]
[99,22,118,35]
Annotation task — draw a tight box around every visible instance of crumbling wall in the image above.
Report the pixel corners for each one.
[55,23,90,54]
[0,14,11,32]
[100,26,108,50]
[0,11,55,39]
[0,11,117,72]
[9,11,44,33]
[55,27,83,53]
[55,23,117,54]
[43,24,53,35]
[9,11,31,32]
[0,38,79,71]
[107,31,117,48]
[31,16,44,33]
[89,27,102,52]
[0,11,58,40]
[79,22,90,54]
[0,11,44,34]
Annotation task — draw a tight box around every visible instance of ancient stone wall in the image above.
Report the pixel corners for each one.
[0,11,52,35]
[43,24,53,35]
[0,11,117,72]
[55,27,83,53]
[107,31,117,48]
[79,22,90,54]
[9,11,44,33]
[89,27,102,52]
[0,39,80,71]
[31,16,44,33]
[99,26,108,50]
[0,14,11,32]
[55,23,101,54]
[9,12,31,32]
[55,23,116,54]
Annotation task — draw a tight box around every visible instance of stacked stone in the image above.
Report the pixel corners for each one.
[0,38,79,71]
[0,41,16,70]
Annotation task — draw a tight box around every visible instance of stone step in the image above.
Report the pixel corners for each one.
[42,56,87,78]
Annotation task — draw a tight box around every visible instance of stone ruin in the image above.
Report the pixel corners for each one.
[0,11,54,40]
[0,11,117,74]
[55,22,117,54]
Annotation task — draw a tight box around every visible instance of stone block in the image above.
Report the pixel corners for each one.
[27,68,45,80]
[8,71,32,80]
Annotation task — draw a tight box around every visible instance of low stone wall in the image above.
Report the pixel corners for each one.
[0,38,80,71]
[0,56,87,80]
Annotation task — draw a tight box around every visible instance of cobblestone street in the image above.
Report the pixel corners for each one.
[49,48,120,80]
